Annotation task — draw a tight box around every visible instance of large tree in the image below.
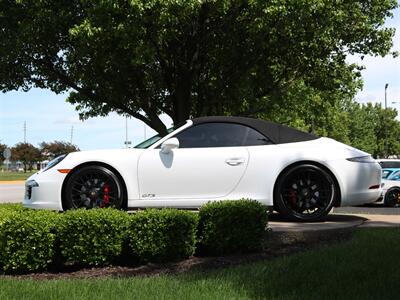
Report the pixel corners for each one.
[11,143,41,172]
[39,141,79,159]
[0,143,7,163]
[0,0,397,134]
[361,104,400,158]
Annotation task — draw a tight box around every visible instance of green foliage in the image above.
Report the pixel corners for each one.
[0,229,399,300]
[39,141,79,159]
[0,203,25,214]
[258,79,400,158]
[11,142,41,172]
[0,210,59,273]
[258,80,355,144]
[345,102,400,158]
[0,1,397,133]
[198,199,268,256]
[345,102,378,154]
[0,143,7,162]
[127,209,198,262]
[0,203,271,273]
[0,171,36,181]
[57,209,129,266]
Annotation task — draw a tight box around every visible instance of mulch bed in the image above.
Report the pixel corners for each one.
[2,228,353,280]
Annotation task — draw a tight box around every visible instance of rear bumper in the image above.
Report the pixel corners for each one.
[329,160,382,207]
[341,189,381,206]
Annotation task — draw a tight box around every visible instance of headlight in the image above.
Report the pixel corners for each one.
[43,154,68,172]
[346,155,375,163]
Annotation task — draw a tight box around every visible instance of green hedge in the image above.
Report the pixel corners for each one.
[127,209,198,262]
[197,199,268,255]
[57,208,129,266]
[0,210,59,273]
[0,199,268,274]
[0,203,25,213]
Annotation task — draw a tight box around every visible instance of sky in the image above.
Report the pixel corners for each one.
[347,5,400,106]
[0,6,399,151]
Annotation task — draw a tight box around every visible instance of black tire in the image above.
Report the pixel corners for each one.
[384,188,400,207]
[63,165,126,210]
[274,164,337,222]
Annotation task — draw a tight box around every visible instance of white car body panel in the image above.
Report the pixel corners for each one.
[24,119,382,211]
[138,147,249,202]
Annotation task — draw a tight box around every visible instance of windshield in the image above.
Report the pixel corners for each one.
[378,161,400,168]
[388,170,400,180]
[382,170,393,179]
[134,123,185,149]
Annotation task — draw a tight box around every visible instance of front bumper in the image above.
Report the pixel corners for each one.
[23,170,65,211]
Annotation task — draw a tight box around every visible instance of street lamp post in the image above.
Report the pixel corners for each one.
[385,83,389,109]
[124,117,131,148]
[384,83,389,158]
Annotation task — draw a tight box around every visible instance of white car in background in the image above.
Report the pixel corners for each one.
[376,159,400,169]
[24,116,382,221]
[377,177,400,207]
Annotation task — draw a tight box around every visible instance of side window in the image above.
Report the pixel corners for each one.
[244,126,273,146]
[174,122,272,148]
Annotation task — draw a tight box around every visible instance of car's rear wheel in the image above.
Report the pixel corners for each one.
[274,164,337,221]
[384,188,400,207]
[63,165,125,209]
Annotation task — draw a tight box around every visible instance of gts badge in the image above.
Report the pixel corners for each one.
[142,194,155,198]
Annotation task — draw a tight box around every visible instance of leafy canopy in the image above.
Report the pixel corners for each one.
[0,0,397,134]
[0,143,8,162]
[39,141,79,159]
[11,142,41,172]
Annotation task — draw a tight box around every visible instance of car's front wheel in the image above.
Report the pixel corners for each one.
[384,187,400,207]
[63,165,126,210]
[274,164,337,222]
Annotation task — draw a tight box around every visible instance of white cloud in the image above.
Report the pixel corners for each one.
[355,87,400,106]
[348,7,400,107]
[54,116,83,125]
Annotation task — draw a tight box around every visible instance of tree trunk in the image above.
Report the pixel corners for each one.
[171,73,192,126]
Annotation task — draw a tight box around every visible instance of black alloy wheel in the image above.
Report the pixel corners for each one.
[384,188,400,207]
[274,164,337,221]
[63,165,125,209]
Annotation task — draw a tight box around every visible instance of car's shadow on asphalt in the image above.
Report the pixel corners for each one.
[268,212,367,224]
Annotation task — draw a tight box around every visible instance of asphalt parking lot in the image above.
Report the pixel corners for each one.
[333,205,400,215]
[0,182,24,203]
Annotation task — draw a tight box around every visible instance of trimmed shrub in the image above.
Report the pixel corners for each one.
[0,210,59,273]
[0,203,26,216]
[57,208,129,266]
[127,209,198,262]
[197,199,268,255]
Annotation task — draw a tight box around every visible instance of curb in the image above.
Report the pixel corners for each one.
[0,181,25,185]
[268,213,400,233]
[268,214,367,233]
[356,214,400,228]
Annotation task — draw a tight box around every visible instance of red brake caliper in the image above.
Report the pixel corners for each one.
[101,184,110,208]
[289,190,297,208]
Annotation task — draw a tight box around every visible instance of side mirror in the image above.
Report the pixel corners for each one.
[160,138,179,154]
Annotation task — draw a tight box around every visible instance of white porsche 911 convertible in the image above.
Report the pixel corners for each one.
[24,116,382,221]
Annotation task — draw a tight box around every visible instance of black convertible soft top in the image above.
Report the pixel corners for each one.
[192,116,319,144]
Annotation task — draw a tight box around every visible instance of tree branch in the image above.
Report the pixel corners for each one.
[40,57,168,133]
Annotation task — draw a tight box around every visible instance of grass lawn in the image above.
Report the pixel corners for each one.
[0,228,399,300]
[0,171,36,181]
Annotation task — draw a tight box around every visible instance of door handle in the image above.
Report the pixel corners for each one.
[225,158,245,166]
